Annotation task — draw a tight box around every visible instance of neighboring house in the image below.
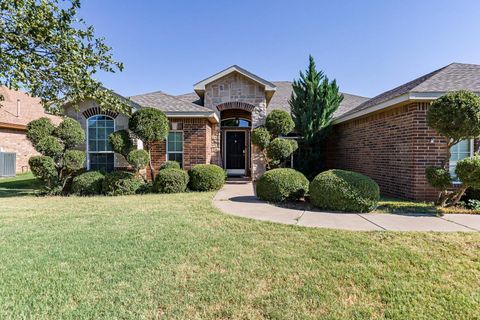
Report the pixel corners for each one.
[63,62,479,201]
[0,87,61,173]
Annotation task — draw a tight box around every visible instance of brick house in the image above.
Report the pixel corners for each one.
[62,63,479,201]
[0,87,61,173]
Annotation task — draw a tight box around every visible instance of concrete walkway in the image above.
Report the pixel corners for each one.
[213,182,480,232]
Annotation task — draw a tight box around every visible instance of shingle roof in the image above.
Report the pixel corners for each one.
[339,63,480,120]
[129,90,212,113]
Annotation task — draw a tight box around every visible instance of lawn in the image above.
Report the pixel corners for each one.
[0,179,479,319]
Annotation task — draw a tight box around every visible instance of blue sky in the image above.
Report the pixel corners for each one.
[80,0,480,98]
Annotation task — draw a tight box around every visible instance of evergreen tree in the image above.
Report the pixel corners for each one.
[289,55,343,178]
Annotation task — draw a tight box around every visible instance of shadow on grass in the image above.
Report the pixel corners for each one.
[375,198,439,216]
[0,173,42,198]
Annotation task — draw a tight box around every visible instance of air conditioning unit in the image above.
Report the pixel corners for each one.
[0,152,16,177]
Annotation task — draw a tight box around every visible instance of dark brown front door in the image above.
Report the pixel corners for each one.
[226,131,245,172]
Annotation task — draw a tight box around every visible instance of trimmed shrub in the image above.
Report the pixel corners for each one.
[63,150,86,171]
[426,166,451,190]
[28,156,58,183]
[129,108,169,143]
[188,164,225,191]
[310,169,380,213]
[54,118,85,148]
[154,168,189,193]
[256,168,309,202]
[108,129,134,157]
[456,155,480,189]
[127,149,149,172]
[35,136,64,158]
[159,160,181,170]
[102,171,143,196]
[251,127,271,149]
[265,110,295,136]
[26,117,55,145]
[71,171,105,196]
[266,138,297,163]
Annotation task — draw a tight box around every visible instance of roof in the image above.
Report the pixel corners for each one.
[335,63,480,123]
[265,81,369,118]
[130,90,212,113]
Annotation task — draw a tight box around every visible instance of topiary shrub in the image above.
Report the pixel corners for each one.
[63,150,86,171]
[251,127,271,149]
[159,160,181,170]
[35,136,64,158]
[456,155,480,189]
[53,118,85,148]
[188,164,225,191]
[310,169,380,213]
[71,171,105,196]
[426,166,452,190]
[127,149,149,173]
[28,156,58,190]
[256,168,309,202]
[102,171,143,196]
[266,138,298,166]
[154,168,189,193]
[26,117,55,145]
[265,110,295,136]
[108,129,134,157]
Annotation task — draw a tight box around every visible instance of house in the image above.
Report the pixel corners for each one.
[0,87,61,173]
[63,63,479,201]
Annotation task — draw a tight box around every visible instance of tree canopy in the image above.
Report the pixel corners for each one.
[0,0,129,113]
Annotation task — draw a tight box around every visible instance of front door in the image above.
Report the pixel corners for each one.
[226,131,245,176]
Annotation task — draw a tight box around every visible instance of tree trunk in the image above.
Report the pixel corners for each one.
[147,144,155,181]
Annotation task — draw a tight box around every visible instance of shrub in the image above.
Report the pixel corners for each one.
[425,166,451,190]
[26,117,55,145]
[188,164,225,191]
[102,171,143,196]
[251,127,271,149]
[108,129,133,157]
[28,156,58,184]
[159,160,181,170]
[54,118,85,148]
[71,171,105,196]
[154,168,189,193]
[63,150,86,171]
[256,168,309,202]
[310,169,380,213]
[456,155,480,189]
[265,110,295,136]
[127,149,149,173]
[266,138,297,164]
[35,136,64,158]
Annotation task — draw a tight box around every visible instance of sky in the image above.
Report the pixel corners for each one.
[79,0,480,98]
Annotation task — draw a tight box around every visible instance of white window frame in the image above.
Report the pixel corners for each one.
[166,130,184,167]
[86,115,116,171]
[450,139,474,184]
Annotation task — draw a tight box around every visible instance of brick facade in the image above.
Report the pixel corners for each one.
[326,102,450,201]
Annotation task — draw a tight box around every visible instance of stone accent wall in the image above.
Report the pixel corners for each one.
[326,102,449,201]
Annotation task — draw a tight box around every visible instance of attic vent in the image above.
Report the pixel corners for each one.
[170,122,183,130]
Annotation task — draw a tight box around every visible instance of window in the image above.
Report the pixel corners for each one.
[221,118,251,128]
[449,140,473,180]
[167,131,183,167]
[87,115,115,172]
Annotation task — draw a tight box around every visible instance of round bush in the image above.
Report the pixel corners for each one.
[29,155,58,182]
[426,166,451,190]
[456,155,480,189]
[35,136,64,158]
[127,149,149,172]
[102,171,143,196]
[266,138,296,162]
[108,129,133,157]
[54,118,85,148]
[310,169,380,213]
[71,171,105,196]
[154,168,189,193]
[256,168,309,202]
[188,164,225,191]
[26,117,55,145]
[63,150,86,171]
[129,108,169,142]
[251,127,271,149]
[159,160,181,170]
[265,110,295,136]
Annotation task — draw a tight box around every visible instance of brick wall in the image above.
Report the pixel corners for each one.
[0,128,38,173]
[326,102,449,201]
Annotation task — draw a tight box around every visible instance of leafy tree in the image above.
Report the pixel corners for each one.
[129,108,169,180]
[289,55,343,178]
[426,90,480,206]
[0,0,129,113]
[27,117,86,194]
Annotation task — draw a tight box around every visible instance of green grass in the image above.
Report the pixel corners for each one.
[0,180,479,318]
[375,198,439,215]
[0,172,42,197]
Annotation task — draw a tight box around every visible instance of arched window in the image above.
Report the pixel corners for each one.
[87,115,115,172]
[220,118,251,128]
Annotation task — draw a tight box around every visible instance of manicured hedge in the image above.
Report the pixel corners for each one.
[309,169,380,213]
[102,171,143,196]
[256,168,309,202]
[71,171,105,196]
[154,168,189,193]
[188,164,225,191]
[159,161,181,170]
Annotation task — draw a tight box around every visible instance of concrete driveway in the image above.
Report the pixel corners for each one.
[213,182,480,232]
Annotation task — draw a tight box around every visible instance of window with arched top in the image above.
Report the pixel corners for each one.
[87,115,115,172]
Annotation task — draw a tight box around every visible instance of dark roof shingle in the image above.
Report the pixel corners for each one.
[130,91,211,113]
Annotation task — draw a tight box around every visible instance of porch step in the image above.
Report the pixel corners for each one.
[226,176,252,184]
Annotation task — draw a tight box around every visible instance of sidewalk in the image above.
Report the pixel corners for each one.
[213,182,480,232]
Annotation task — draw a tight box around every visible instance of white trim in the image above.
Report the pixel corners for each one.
[223,130,247,176]
[166,130,184,168]
[450,139,475,184]
[165,112,219,124]
[86,115,116,170]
